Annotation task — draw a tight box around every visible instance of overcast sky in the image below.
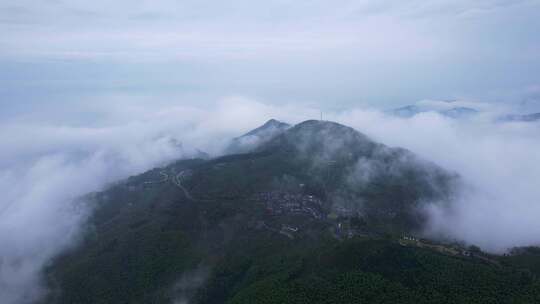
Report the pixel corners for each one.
[2,0,540,118]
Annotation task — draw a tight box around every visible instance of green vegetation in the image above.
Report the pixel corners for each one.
[223,239,540,304]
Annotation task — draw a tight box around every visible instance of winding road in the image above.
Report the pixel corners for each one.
[171,169,195,201]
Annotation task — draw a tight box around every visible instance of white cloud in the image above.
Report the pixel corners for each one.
[331,107,540,252]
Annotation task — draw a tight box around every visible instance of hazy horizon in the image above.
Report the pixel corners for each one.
[2,0,540,115]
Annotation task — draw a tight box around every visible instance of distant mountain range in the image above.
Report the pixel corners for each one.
[45,119,540,304]
[387,105,479,119]
[388,104,540,123]
[496,112,540,122]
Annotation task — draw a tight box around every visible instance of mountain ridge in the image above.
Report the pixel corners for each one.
[388,105,479,119]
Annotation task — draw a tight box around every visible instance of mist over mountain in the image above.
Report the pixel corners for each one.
[2,0,540,302]
[2,98,540,303]
[23,117,536,304]
[42,119,458,303]
[259,119,458,232]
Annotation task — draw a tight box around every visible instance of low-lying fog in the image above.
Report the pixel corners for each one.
[1,97,539,303]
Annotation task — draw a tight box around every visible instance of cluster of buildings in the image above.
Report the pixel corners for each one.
[255,191,324,220]
[400,235,473,258]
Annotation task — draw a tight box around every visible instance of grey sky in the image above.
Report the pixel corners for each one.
[1,0,540,113]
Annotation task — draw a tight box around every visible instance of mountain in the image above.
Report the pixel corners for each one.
[439,107,479,119]
[44,120,540,304]
[243,119,290,137]
[388,105,479,119]
[387,105,423,118]
[225,119,290,154]
[497,112,540,122]
[252,120,459,233]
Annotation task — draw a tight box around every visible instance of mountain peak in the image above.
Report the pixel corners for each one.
[225,119,291,154]
[242,119,290,137]
[264,118,283,125]
[290,119,370,139]
[294,119,352,129]
[260,119,377,159]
